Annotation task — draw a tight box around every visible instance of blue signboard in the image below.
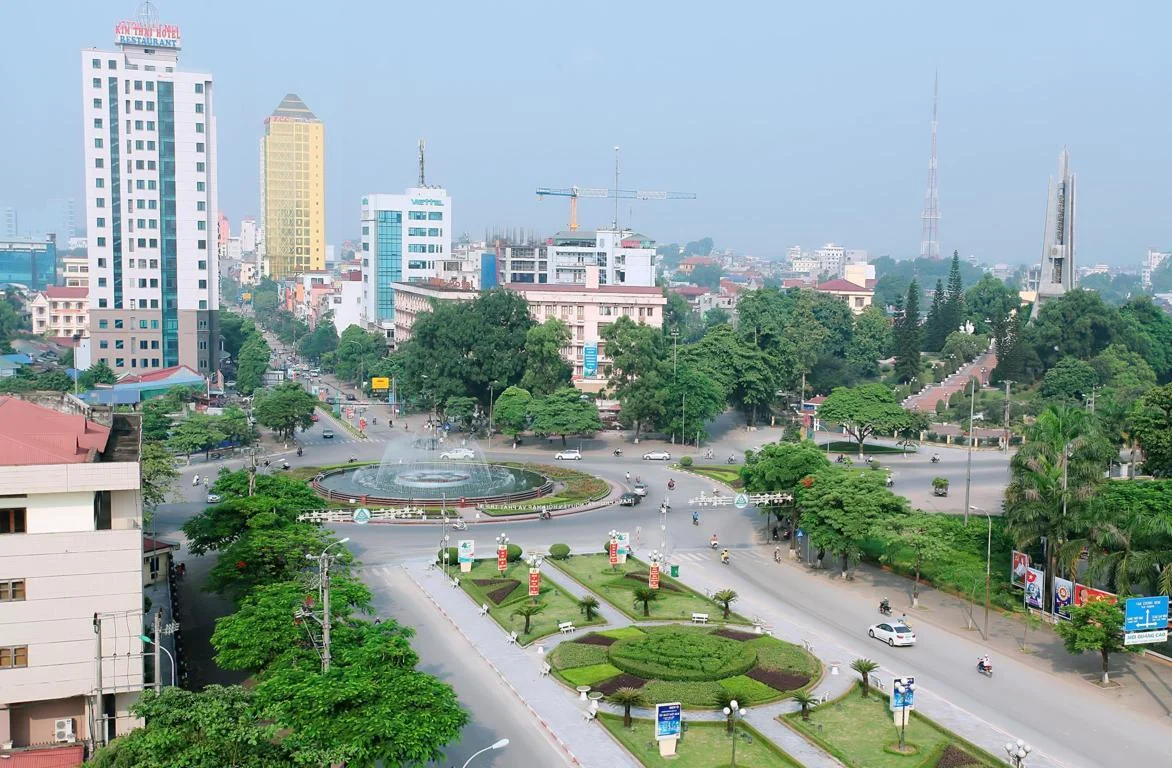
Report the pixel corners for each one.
[1125,596,1169,633]
[655,702,682,740]
[890,676,915,710]
[583,342,598,378]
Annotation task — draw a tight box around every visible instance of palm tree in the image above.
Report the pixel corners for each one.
[578,595,600,621]
[632,586,659,617]
[850,658,879,698]
[790,690,818,721]
[712,690,738,734]
[608,687,646,728]
[511,602,545,634]
[712,589,739,620]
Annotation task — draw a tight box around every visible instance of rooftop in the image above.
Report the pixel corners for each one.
[0,397,111,466]
[42,286,88,299]
[270,93,319,122]
[504,282,664,297]
[816,279,871,293]
[393,279,478,294]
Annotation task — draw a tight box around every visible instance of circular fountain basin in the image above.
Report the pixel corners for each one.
[314,461,552,506]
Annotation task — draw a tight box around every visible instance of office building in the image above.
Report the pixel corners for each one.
[499,243,549,284]
[0,236,57,290]
[1,208,18,239]
[547,229,657,287]
[359,188,452,339]
[260,94,325,279]
[61,255,90,289]
[239,217,257,254]
[1143,248,1171,287]
[45,199,78,242]
[0,395,146,760]
[392,279,478,345]
[81,9,219,376]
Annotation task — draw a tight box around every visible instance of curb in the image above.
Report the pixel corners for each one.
[403,567,583,767]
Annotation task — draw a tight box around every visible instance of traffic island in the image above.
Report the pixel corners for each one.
[599,713,803,768]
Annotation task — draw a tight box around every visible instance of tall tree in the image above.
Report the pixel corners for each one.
[78,360,118,390]
[941,250,966,337]
[964,273,1019,335]
[1054,599,1137,685]
[235,333,271,396]
[798,467,910,577]
[659,363,726,443]
[252,381,317,439]
[297,320,338,362]
[333,325,387,384]
[741,442,830,553]
[491,385,532,442]
[880,514,953,607]
[529,387,603,446]
[893,280,923,384]
[1131,384,1172,477]
[847,306,892,378]
[520,319,573,396]
[923,279,948,352]
[816,383,911,457]
[602,316,668,438]
[139,441,178,524]
[167,412,226,458]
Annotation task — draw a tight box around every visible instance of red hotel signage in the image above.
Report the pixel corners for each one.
[609,540,618,565]
[497,547,508,572]
[649,563,660,590]
[528,569,540,597]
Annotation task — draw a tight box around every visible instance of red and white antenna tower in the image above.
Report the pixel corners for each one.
[919,73,941,260]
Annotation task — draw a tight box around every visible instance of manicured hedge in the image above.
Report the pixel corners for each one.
[549,543,571,560]
[608,629,757,682]
[550,642,609,670]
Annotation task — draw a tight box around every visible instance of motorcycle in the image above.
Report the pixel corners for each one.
[878,601,892,616]
[773,547,782,563]
[347,456,358,463]
[667,479,676,490]
[886,475,894,488]
[539,509,552,521]
[720,551,730,565]
[710,539,720,550]
[704,449,714,460]
[977,660,993,678]
[692,513,699,526]
[613,448,623,457]
[726,455,736,465]
[278,460,291,470]
[930,455,941,464]
[835,454,846,464]
[297,447,303,457]
[452,519,467,531]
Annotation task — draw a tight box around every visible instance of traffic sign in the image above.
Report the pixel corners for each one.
[734,493,749,509]
[1125,596,1168,633]
[353,507,371,525]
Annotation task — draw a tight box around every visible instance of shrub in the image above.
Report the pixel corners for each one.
[549,543,571,560]
[744,637,821,677]
[436,546,458,565]
[550,642,610,670]
[561,663,623,687]
[680,455,693,467]
[608,629,758,682]
[718,674,778,704]
[640,679,723,707]
[506,543,523,562]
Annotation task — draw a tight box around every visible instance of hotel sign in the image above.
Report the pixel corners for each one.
[410,198,444,206]
[115,20,181,49]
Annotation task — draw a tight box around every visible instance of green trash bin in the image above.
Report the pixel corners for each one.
[670,564,680,578]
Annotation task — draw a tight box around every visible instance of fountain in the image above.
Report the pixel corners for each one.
[313,428,551,507]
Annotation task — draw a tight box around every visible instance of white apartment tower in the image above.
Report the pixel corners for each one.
[81,4,219,376]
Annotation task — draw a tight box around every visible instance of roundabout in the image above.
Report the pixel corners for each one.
[313,460,553,507]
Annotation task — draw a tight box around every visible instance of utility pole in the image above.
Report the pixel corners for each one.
[152,611,162,694]
[321,551,332,673]
[1003,380,1012,451]
[93,613,106,748]
[613,146,621,230]
[681,392,687,448]
[963,376,975,525]
[800,371,807,440]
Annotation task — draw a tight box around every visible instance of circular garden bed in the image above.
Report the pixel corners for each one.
[550,624,820,706]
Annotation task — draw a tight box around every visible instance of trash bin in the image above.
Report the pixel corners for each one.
[670,564,680,578]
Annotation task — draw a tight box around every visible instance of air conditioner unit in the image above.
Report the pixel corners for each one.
[54,718,75,743]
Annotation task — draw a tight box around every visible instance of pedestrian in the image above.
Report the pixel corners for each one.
[635,526,642,545]
[625,471,631,483]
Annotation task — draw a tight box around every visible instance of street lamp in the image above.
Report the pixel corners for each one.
[963,376,976,525]
[138,634,176,688]
[1004,738,1032,767]
[971,505,992,640]
[461,738,510,768]
[892,679,915,750]
[722,699,747,767]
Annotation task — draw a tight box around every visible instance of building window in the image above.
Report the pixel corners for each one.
[107,59,116,69]
[0,646,28,669]
[195,82,203,93]
[428,212,443,221]
[195,122,204,133]
[197,220,206,230]
[92,58,101,68]
[97,237,106,246]
[99,340,108,349]
[196,142,204,153]
[93,98,102,109]
[97,217,106,227]
[197,260,207,269]
[195,103,204,113]
[196,181,205,192]
[196,161,205,172]
[198,279,207,289]
[97,277,107,287]
[134,99,143,110]
[196,200,206,211]
[197,240,206,250]
[114,319,123,329]
[199,299,207,309]
[147,120,155,130]
[146,101,154,111]
[95,178,105,188]
[95,158,105,169]
[146,81,154,92]
[115,358,124,367]
[134,79,142,90]
[94,117,103,129]
[94,137,103,149]
[0,508,26,535]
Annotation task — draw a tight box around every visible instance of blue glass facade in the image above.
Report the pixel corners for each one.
[158,81,179,367]
[376,210,402,322]
[107,77,123,308]
[480,252,498,289]
[0,239,56,289]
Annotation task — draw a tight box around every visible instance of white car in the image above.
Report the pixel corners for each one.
[642,450,671,461]
[554,449,582,461]
[440,448,476,460]
[868,621,916,647]
[206,493,222,504]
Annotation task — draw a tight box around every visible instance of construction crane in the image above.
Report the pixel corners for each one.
[537,147,696,231]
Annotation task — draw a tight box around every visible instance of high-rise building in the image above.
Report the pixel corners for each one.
[44,199,78,241]
[547,230,657,287]
[239,217,257,254]
[260,94,325,279]
[359,188,452,340]
[1031,149,1076,319]
[82,5,219,375]
[1,207,18,239]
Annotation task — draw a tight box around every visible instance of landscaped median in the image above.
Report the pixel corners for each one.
[783,683,1003,767]
[453,557,605,645]
[600,713,803,768]
[479,462,610,516]
[549,625,820,706]
[549,552,752,623]
[674,463,744,489]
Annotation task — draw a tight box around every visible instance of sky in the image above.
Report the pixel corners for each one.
[1,1,1169,266]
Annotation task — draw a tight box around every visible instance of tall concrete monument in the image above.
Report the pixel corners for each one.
[1031,150,1076,318]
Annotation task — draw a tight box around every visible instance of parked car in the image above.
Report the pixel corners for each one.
[619,492,641,506]
[554,448,582,461]
[345,394,358,401]
[868,622,916,647]
[642,450,671,461]
[322,429,335,439]
[206,493,222,504]
[310,413,319,422]
[440,448,476,460]
[632,482,648,497]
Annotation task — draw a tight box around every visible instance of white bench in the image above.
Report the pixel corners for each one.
[869,674,885,692]
[505,631,518,646]
[450,576,460,588]
[582,708,597,722]
[691,613,709,624]
[558,621,576,635]
[540,662,552,677]
[479,603,489,616]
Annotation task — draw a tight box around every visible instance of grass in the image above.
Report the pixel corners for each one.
[680,464,744,488]
[481,461,610,515]
[600,626,650,640]
[562,663,624,687]
[456,558,605,645]
[600,713,803,768]
[784,685,1002,768]
[745,637,821,679]
[550,554,750,624]
[818,441,915,455]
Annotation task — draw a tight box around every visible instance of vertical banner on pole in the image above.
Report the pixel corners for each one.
[458,540,474,574]
[1054,577,1074,620]
[497,546,508,573]
[649,563,660,590]
[616,532,631,564]
[1025,567,1045,610]
[609,538,618,566]
[528,568,540,597]
[1011,551,1029,589]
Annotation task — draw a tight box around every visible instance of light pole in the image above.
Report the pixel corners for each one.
[963,376,975,525]
[306,536,350,673]
[971,506,992,640]
[892,679,915,751]
[461,738,510,768]
[1005,738,1032,767]
[138,634,176,688]
[488,381,498,440]
[723,699,747,767]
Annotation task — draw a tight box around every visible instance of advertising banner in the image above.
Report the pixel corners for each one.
[1074,583,1117,607]
[609,539,618,565]
[649,563,660,590]
[616,532,631,557]
[655,702,682,740]
[497,546,508,573]
[528,568,541,597]
[458,540,475,564]
[371,377,390,391]
[583,342,599,378]
[1011,551,1030,589]
[1024,567,1045,610]
[890,676,916,711]
[1053,577,1074,620]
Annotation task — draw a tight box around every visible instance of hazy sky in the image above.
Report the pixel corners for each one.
[1,1,1169,265]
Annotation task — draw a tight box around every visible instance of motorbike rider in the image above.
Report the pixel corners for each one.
[720,548,730,564]
[977,655,991,672]
[774,546,782,562]
[710,533,719,548]
[931,452,941,463]
[879,596,891,614]
[692,510,699,525]
[192,474,200,487]
[668,478,676,490]
[625,471,631,483]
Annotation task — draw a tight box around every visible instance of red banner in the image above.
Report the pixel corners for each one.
[528,569,540,597]
[497,547,508,572]
[1074,583,1117,607]
[609,540,618,565]
[649,563,660,590]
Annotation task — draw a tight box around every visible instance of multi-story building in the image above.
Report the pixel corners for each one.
[0,236,57,290]
[815,278,874,314]
[1143,248,1171,287]
[507,266,666,391]
[814,243,846,277]
[28,287,89,340]
[260,94,325,279]
[44,199,78,242]
[0,395,145,760]
[328,270,364,336]
[239,217,257,255]
[61,256,90,289]
[547,230,657,287]
[392,280,479,345]
[1,208,18,239]
[499,243,549,284]
[359,188,452,340]
[82,11,219,377]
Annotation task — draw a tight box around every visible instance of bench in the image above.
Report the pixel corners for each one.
[691,613,709,624]
[450,576,460,589]
[869,674,885,692]
[582,708,597,722]
[479,603,489,616]
[540,662,552,677]
[558,621,576,635]
[505,631,518,646]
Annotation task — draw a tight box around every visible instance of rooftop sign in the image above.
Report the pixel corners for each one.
[410,198,444,207]
[115,19,181,49]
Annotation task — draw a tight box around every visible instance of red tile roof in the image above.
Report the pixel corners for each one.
[783,278,814,288]
[816,279,870,292]
[680,256,718,265]
[116,364,202,384]
[144,536,177,553]
[670,285,708,297]
[43,286,88,299]
[3,745,84,767]
[0,397,111,465]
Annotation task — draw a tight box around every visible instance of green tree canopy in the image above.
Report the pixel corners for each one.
[297,320,338,362]
[235,333,271,395]
[78,360,118,390]
[252,381,317,439]
[529,387,603,446]
[520,318,573,396]
[817,383,911,456]
[847,306,892,378]
[1054,599,1137,685]
[880,513,953,606]
[1131,384,1172,477]
[892,280,923,383]
[964,273,1020,335]
[798,466,910,577]
[140,441,177,524]
[492,385,532,438]
[166,412,226,458]
[1041,357,1099,402]
[659,362,726,443]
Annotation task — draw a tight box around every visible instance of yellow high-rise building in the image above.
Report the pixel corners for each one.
[260,94,325,278]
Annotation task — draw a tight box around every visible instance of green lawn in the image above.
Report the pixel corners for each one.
[785,685,1002,768]
[818,441,914,455]
[550,554,750,624]
[481,462,610,515]
[457,559,604,645]
[680,464,745,488]
[600,714,802,768]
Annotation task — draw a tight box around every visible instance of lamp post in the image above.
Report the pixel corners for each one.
[963,376,975,525]
[1004,738,1032,767]
[892,679,915,750]
[722,699,747,767]
[138,634,176,688]
[461,738,510,768]
[971,505,992,640]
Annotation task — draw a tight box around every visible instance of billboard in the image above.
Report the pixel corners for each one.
[1074,583,1117,607]
[608,539,618,565]
[655,703,682,740]
[458,540,475,564]
[371,377,390,391]
[1011,551,1030,589]
[616,531,631,556]
[1024,567,1045,610]
[528,568,541,597]
[1053,577,1074,619]
[497,546,508,572]
[583,342,598,378]
[649,563,660,590]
